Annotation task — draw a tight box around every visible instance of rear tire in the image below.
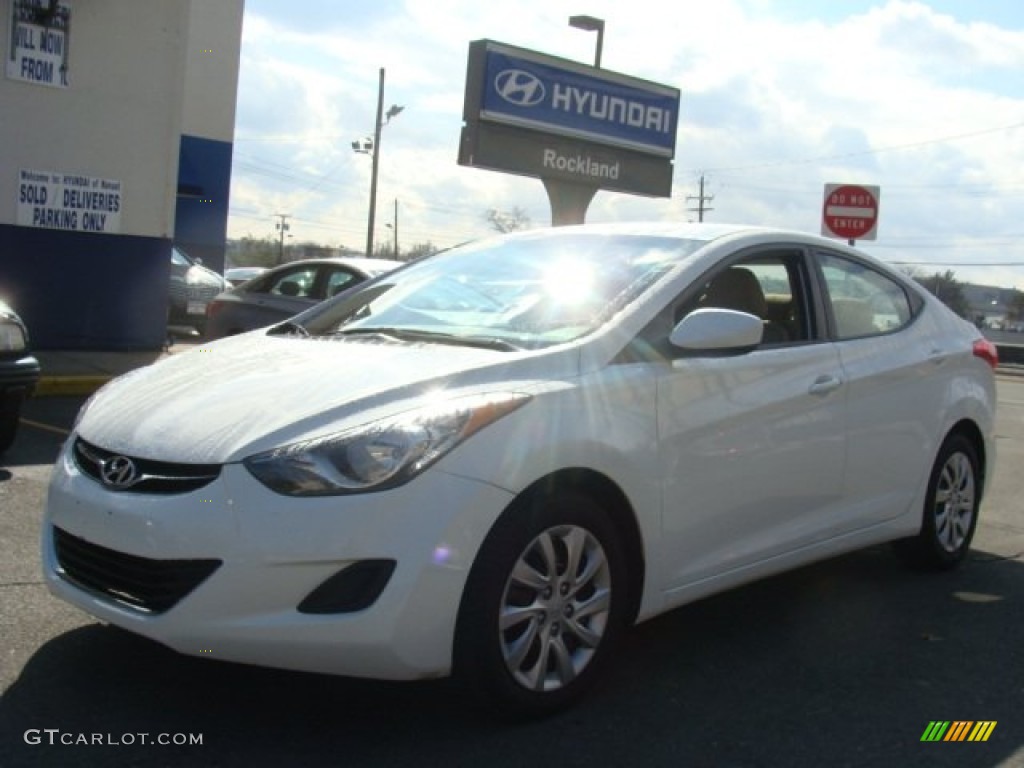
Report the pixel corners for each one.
[0,393,24,456]
[893,433,980,570]
[454,490,628,718]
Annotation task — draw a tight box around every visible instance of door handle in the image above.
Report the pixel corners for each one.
[808,375,842,396]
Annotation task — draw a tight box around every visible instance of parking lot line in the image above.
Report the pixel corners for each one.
[20,418,70,437]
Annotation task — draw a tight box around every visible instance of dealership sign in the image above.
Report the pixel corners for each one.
[477,43,678,156]
[6,1,71,88]
[460,40,680,198]
[17,169,122,233]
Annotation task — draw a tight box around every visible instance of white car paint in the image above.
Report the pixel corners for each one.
[42,223,997,695]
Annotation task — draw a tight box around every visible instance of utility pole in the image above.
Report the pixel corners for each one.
[274,213,290,265]
[367,68,385,258]
[354,69,404,258]
[392,198,399,259]
[686,175,714,222]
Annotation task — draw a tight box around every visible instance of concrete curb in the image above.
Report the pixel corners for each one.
[36,376,113,397]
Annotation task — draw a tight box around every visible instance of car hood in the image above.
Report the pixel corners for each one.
[75,332,568,464]
[188,265,227,288]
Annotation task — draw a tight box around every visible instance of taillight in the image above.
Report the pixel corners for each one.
[972,338,998,370]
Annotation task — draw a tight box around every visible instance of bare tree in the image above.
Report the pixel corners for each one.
[485,207,532,233]
[404,242,441,261]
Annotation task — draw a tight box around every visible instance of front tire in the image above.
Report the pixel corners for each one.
[454,490,628,718]
[893,433,980,570]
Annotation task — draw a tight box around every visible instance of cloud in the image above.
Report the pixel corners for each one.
[230,0,1024,287]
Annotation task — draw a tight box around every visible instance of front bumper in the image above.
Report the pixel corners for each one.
[43,437,513,680]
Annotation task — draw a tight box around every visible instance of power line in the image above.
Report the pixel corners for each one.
[887,261,1024,267]
[686,175,714,222]
[689,121,1024,174]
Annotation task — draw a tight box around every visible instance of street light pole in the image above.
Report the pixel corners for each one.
[569,14,604,68]
[366,67,385,258]
[353,69,403,258]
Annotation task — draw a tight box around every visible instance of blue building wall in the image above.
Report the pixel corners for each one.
[0,224,169,350]
[0,134,234,350]
[174,134,233,273]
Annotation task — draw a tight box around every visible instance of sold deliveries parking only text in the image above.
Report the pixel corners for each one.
[17,169,122,234]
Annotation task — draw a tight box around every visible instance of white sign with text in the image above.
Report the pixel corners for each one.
[6,1,71,88]
[17,169,123,234]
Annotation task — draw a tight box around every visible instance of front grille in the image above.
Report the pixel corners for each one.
[186,282,224,303]
[74,438,221,494]
[53,527,221,614]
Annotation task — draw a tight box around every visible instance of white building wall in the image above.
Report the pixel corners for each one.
[0,0,190,238]
[181,0,243,142]
[0,0,244,348]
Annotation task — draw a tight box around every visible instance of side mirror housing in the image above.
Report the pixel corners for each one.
[669,308,764,353]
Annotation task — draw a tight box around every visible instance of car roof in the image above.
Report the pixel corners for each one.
[492,221,898,264]
[496,221,794,242]
[264,257,403,273]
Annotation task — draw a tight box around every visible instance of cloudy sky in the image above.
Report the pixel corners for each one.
[229,0,1024,288]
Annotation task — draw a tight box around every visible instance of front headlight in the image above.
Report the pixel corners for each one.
[0,319,28,352]
[243,392,531,496]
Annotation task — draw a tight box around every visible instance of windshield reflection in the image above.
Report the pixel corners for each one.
[301,233,700,350]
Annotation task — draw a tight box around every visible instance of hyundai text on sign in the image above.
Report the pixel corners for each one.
[460,40,679,198]
[821,183,880,241]
[477,43,678,157]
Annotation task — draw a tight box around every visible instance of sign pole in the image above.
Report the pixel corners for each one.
[543,178,598,226]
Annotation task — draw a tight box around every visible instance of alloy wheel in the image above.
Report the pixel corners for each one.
[932,450,975,554]
[498,524,612,692]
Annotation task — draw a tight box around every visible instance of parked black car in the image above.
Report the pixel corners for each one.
[0,299,41,455]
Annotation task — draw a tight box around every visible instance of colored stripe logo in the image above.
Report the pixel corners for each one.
[921,721,997,742]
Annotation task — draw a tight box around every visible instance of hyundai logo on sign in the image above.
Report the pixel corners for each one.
[476,43,679,158]
[495,70,546,107]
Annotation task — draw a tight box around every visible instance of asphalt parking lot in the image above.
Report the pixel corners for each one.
[1,379,1022,767]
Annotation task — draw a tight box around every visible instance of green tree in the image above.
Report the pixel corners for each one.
[1009,289,1024,324]
[227,236,278,268]
[916,270,970,319]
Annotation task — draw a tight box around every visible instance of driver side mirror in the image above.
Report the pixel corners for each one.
[669,308,764,353]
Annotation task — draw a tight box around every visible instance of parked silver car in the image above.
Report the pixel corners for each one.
[205,257,402,339]
[168,246,228,336]
[224,266,268,287]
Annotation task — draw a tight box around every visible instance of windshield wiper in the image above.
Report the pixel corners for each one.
[267,321,310,337]
[333,327,520,351]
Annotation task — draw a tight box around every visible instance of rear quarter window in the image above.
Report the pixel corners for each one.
[817,252,917,339]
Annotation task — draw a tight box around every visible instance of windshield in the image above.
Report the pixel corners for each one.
[300,233,701,350]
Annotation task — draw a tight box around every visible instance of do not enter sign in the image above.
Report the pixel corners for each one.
[821,184,880,241]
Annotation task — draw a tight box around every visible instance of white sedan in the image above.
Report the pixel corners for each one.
[43,223,997,717]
